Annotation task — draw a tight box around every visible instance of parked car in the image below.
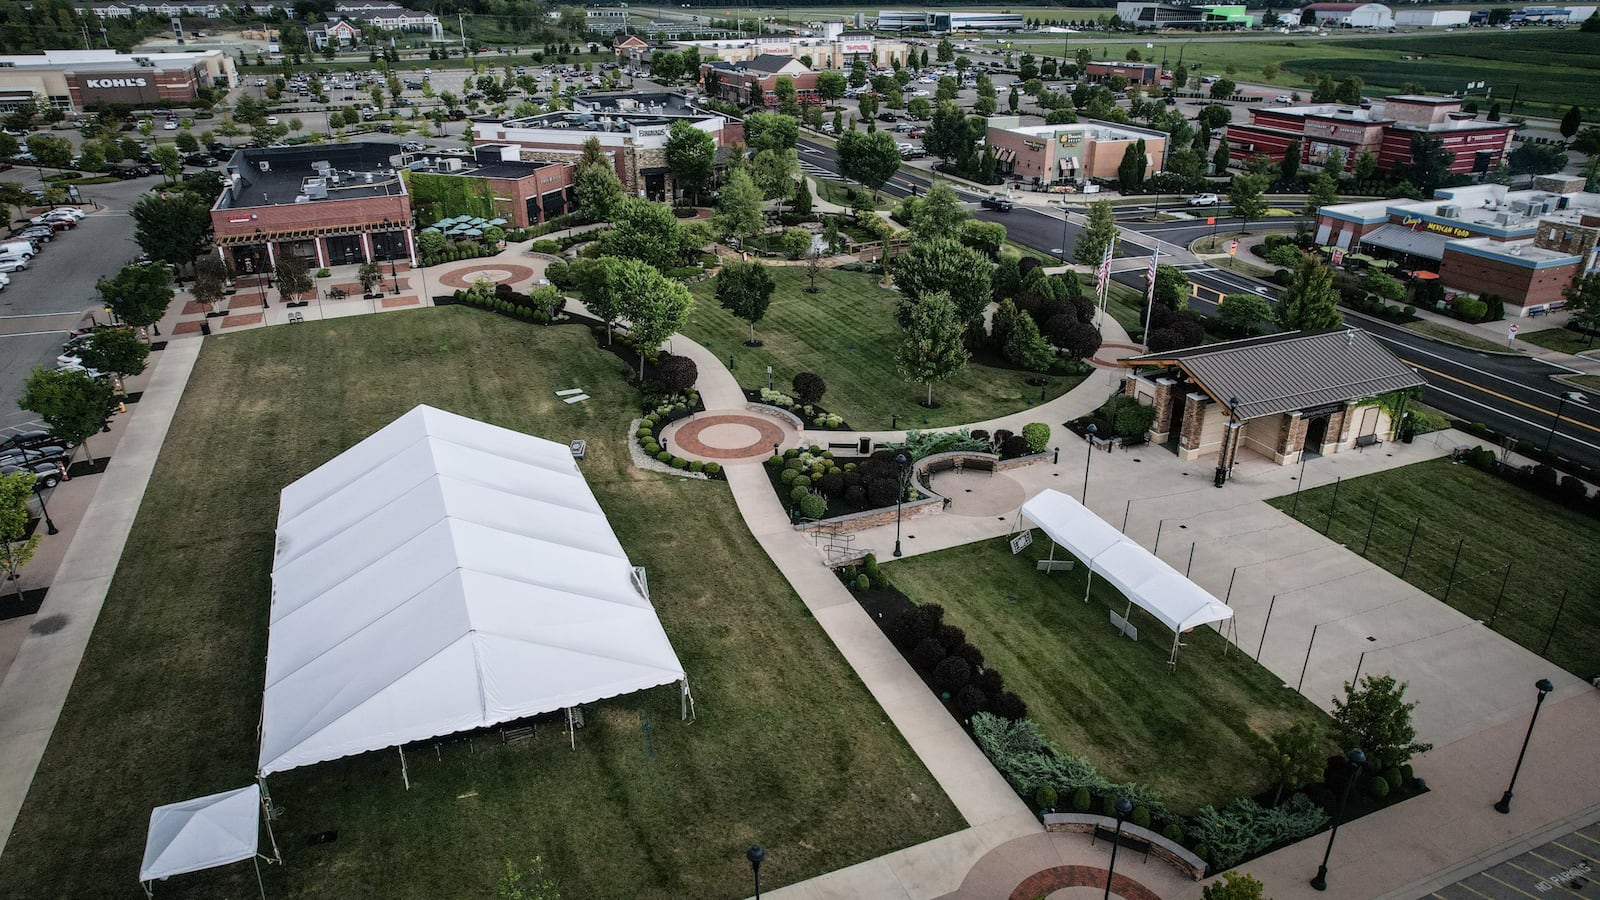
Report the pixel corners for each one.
[1188,193,1219,206]
[0,444,69,469]
[0,430,66,455]
[1273,94,1293,104]
[0,461,62,489]
[17,227,52,242]
[0,257,29,273]
[980,196,1014,212]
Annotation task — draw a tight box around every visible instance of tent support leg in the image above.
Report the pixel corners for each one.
[567,708,576,751]
[259,781,283,864]
[141,881,154,899]
[1169,631,1181,670]
[398,746,410,791]
[253,855,267,900]
[1083,568,1093,604]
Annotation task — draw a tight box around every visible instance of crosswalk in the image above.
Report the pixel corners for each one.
[798,160,834,179]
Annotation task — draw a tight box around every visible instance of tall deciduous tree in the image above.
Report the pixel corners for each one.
[892,237,992,325]
[274,254,314,304]
[599,197,705,270]
[19,367,114,462]
[574,155,624,223]
[897,291,969,407]
[664,119,715,203]
[743,111,799,153]
[815,70,846,104]
[0,471,40,603]
[1275,254,1343,332]
[902,183,968,241]
[1073,200,1118,266]
[752,148,798,203]
[836,129,902,198]
[715,259,775,343]
[96,264,174,332]
[130,193,214,269]
[79,327,150,380]
[712,168,765,245]
[1227,172,1271,225]
[617,260,694,377]
[191,255,229,313]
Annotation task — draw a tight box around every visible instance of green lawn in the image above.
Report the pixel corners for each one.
[813,177,891,211]
[1520,326,1600,356]
[1404,319,1519,354]
[1268,459,1600,678]
[886,540,1331,813]
[0,310,960,899]
[683,267,1084,430]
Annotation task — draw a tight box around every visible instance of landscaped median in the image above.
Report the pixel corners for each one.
[0,308,962,898]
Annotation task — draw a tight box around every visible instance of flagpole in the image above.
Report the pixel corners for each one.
[1142,246,1158,348]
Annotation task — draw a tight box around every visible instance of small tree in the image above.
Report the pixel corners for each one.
[1202,872,1266,900]
[897,291,970,407]
[1216,293,1274,336]
[1276,254,1343,331]
[190,255,229,314]
[655,354,698,392]
[1228,172,1271,225]
[79,328,150,381]
[664,119,715,203]
[1332,674,1433,771]
[1073,200,1118,266]
[714,259,775,344]
[619,261,694,378]
[275,254,314,304]
[1003,310,1056,375]
[792,371,826,405]
[97,263,174,334]
[0,471,40,603]
[1263,718,1327,805]
[712,169,764,246]
[19,367,115,463]
[358,261,383,296]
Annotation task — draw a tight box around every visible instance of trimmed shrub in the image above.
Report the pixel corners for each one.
[975,667,1005,696]
[921,603,946,626]
[891,608,938,649]
[1103,795,1122,817]
[704,462,721,477]
[936,624,967,649]
[1131,806,1152,829]
[999,435,1032,459]
[1369,775,1390,799]
[953,684,987,719]
[1071,788,1092,813]
[933,656,972,693]
[1021,422,1051,453]
[818,471,845,496]
[844,484,867,507]
[1382,767,1402,791]
[671,457,689,469]
[1162,823,1185,844]
[642,442,660,456]
[798,491,828,520]
[789,484,811,503]
[954,642,985,670]
[779,468,800,485]
[855,574,870,591]
[792,371,826,404]
[657,353,699,391]
[1035,785,1059,811]
[991,690,1028,721]
[765,454,786,470]
[911,637,947,671]
[689,460,705,473]
[655,451,672,462]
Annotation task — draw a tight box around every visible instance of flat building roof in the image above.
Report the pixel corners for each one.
[219,142,404,210]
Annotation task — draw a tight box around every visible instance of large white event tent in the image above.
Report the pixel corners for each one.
[1019,489,1235,664]
[259,405,690,782]
[139,784,278,897]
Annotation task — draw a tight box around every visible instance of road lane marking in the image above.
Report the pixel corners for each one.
[1416,382,1600,454]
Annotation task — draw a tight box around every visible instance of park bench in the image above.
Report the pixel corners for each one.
[1091,824,1152,862]
[1355,434,1382,450]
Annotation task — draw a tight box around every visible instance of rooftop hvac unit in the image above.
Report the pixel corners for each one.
[1493,212,1516,225]
[258,161,271,173]
[303,178,327,199]
[294,194,309,203]
[1509,200,1533,216]
[1436,204,1461,219]
[311,160,331,176]
[364,171,375,183]
[442,158,463,172]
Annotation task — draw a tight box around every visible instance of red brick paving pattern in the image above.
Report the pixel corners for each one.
[438,263,537,290]
[221,313,264,329]
[670,414,785,460]
[381,296,420,309]
[171,321,204,335]
[1009,865,1162,900]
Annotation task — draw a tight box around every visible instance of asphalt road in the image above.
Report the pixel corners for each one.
[0,175,145,436]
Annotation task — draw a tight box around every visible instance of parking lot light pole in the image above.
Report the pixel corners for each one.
[1495,678,1555,814]
[1542,391,1587,453]
[34,483,58,536]
[1311,748,1366,891]
[1082,423,1097,507]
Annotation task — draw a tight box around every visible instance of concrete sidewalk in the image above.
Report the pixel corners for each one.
[0,338,201,854]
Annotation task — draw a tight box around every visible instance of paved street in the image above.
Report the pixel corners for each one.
[1431,818,1599,899]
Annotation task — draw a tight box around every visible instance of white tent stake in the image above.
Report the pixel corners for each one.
[398,746,410,790]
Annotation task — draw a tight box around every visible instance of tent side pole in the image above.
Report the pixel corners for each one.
[567,708,576,751]
[141,881,154,899]
[254,855,267,900]
[259,779,282,864]
[1169,631,1180,669]
[1083,568,1093,603]
[680,679,688,721]
[398,746,410,790]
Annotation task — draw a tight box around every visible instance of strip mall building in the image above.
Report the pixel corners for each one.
[0,49,236,112]
[1314,177,1600,314]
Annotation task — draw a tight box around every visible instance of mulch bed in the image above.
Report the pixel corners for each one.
[0,587,47,621]
[66,458,109,479]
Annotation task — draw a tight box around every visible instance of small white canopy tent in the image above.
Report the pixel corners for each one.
[139,785,277,897]
[260,405,690,781]
[1019,489,1235,663]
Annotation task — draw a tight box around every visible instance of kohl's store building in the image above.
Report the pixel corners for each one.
[0,49,236,113]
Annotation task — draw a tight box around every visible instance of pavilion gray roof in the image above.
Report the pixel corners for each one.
[1120,328,1425,420]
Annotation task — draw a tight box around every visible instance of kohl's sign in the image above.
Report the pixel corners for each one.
[76,71,162,103]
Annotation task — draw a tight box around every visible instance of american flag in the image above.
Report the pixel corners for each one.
[1094,237,1115,301]
[1144,249,1159,305]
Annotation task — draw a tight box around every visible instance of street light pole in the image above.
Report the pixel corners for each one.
[255,228,268,308]
[747,845,765,899]
[1495,677,1555,814]
[1542,391,1586,453]
[1310,748,1366,891]
[34,481,59,536]
[893,452,909,557]
[1102,796,1133,900]
[1082,423,1097,506]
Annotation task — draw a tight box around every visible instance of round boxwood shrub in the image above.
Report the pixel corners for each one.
[636,427,653,439]
[1071,788,1092,813]
[952,684,987,719]
[975,667,1004,696]
[671,457,689,469]
[689,460,704,473]
[991,690,1028,721]
[933,656,972,693]
[936,624,966,650]
[954,642,984,671]
[1035,785,1058,811]
[789,484,810,503]
[642,442,660,456]
[779,468,800,485]
[891,609,938,650]
[844,484,867,507]
[1130,806,1151,829]
[798,491,828,520]
[911,637,947,671]
[1383,767,1403,791]
[784,448,800,459]
[655,451,672,462]
[855,574,870,591]
[1161,823,1184,844]
[704,462,722,477]
[921,603,946,626]
[1369,775,1390,799]
[1022,422,1051,453]
[765,454,785,470]
[999,435,1032,459]
[818,471,845,496]
[1102,795,1121,817]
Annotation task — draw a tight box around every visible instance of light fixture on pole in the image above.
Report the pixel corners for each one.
[1542,391,1587,453]
[1082,423,1097,506]
[255,227,268,308]
[382,217,399,295]
[1102,795,1133,900]
[893,452,909,557]
[1310,747,1366,891]
[34,480,59,536]
[747,845,765,899]
[1495,677,1555,814]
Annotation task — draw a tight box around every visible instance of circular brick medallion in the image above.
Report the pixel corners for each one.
[670,414,785,460]
[437,263,538,290]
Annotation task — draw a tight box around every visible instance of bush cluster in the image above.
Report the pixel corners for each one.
[970,713,1166,821]
[1457,442,1600,519]
[450,282,565,324]
[758,388,845,429]
[887,604,1028,724]
[634,410,722,480]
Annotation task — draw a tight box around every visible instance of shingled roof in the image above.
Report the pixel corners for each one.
[1120,328,1425,420]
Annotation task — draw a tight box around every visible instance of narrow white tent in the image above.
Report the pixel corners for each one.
[140,785,275,897]
[260,405,689,778]
[1019,489,1235,663]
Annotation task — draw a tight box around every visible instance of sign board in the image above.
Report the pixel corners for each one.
[840,41,874,53]
[1010,530,1033,554]
[1400,214,1472,239]
[74,71,163,105]
[1509,322,1519,333]
[1331,248,1344,266]
[1228,239,1238,256]
[1206,216,1216,225]
[1110,608,1139,641]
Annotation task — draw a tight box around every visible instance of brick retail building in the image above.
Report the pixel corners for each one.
[0,48,236,113]
[700,54,819,109]
[984,116,1168,188]
[405,145,576,228]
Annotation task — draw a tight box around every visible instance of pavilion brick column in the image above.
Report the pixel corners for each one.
[1218,418,1243,473]
[1148,377,1178,443]
[1276,411,1309,464]
[1322,401,1356,453]
[1177,392,1208,456]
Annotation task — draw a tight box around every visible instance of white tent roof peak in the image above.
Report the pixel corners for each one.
[140,785,261,884]
[260,405,686,776]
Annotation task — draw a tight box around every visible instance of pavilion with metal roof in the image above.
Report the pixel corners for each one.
[1117,328,1425,483]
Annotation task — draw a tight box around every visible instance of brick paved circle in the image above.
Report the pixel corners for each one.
[437,263,538,290]
[670,414,785,460]
[1009,865,1162,900]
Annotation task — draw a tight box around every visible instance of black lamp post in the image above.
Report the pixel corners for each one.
[1103,795,1133,900]
[382,217,400,294]
[34,481,59,536]
[1542,391,1587,453]
[892,452,909,557]
[1495,677,1555,814]
[1082,423,1097,506]
[255,228,268,308]
[746,845,765,899]
[1310,747,1366,891]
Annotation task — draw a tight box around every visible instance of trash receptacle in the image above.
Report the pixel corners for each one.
[857,436,871,455]
[1214,465,1228,488]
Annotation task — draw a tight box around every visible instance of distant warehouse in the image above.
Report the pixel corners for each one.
[1113,3,1252,29]
[876,10,1025,31]
[1299,2,1395,29]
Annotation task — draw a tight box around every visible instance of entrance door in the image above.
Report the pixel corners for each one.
[1305,415,1329,454]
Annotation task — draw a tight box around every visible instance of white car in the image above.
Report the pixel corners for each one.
[0,257,29,273]
[254,78,268,87]
[266,116,279,125]
[1188,193,1219,207]
[1274,95,1293,104]
[163,121,178,130]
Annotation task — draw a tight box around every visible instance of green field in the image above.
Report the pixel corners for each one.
[0,310,960,898]
[1521,326,1600,356]
[1269,458,1600,678]
[887,539,1332,812]
[683,266,1083,429]
[1404,319,1520,353]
